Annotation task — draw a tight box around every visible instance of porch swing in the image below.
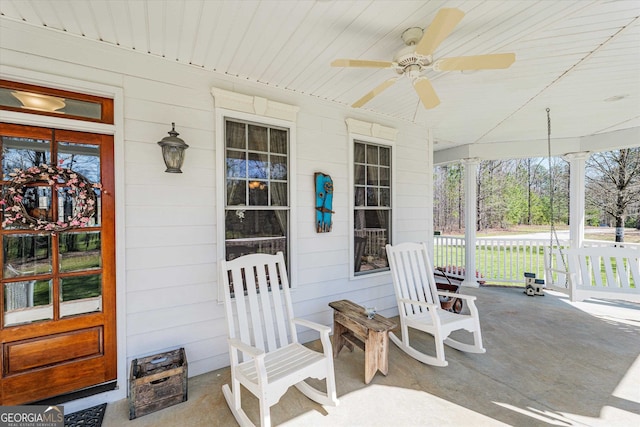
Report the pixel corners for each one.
[543,110,640,302]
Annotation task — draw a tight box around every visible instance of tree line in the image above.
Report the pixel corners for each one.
[434,148,640,241]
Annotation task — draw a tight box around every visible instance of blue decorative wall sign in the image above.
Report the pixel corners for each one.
[315,172,334,233]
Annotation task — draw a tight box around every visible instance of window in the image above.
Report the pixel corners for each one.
[224,119,289,261]
[354,140,391,274]
[0,80,113,124]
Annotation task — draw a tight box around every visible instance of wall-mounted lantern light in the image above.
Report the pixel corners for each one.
[157,122,189,173]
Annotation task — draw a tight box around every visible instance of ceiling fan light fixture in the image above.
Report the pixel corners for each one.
[401,27,424,45]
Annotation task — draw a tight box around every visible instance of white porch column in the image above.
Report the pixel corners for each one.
[462,158,480,288]
[564,152,589,249]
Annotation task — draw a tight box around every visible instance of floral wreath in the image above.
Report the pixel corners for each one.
[1,164,102,233]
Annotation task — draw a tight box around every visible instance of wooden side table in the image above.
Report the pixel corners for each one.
[329,299,397,384]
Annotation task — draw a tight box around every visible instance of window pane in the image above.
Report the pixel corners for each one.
[2,136,50,179]
[248,125,268,151]
[354,143,365,163]
[3,234,52,277]
[3,279,53,326]
[248,180,269,206]
[248,152,268,179]
[380,167,390,187]
[226,210,287,260]
[58,142,101,184]
[367,188,379,206]
[226,209,286,239]
[354,210,390,273]
[226,150,246,178]
[227,179,246,205]
[59,231,101,272]
[0,87,102,120]
[226,121,246,149]
[270,155,287,180]
[355,187,365,206]
[354,164,365,185]
[271,182,287,206]
[367,145,378,165]
[367,166,378,185]
[271,129,287,154]
[380,188,390,207]
[379,147,390,166]
[60,274,102,317]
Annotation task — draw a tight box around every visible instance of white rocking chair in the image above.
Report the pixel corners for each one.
[221,252,339,427]
[386,242,486,367]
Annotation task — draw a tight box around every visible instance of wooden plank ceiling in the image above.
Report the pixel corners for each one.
[1,0,639,151]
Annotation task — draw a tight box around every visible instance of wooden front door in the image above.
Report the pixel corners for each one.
[0,123,116,404]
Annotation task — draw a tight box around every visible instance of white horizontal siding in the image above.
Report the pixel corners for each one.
[0,19,432,409]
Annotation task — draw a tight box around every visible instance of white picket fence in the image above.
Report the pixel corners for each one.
[434,235,639,302]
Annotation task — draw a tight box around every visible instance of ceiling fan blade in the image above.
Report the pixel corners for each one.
[413,78,440,109]
[434,53,516,71]
[331,59,393,68]
[415,8,465,56]
[352,77,399,108]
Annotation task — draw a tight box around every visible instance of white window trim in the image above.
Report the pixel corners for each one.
[212,87,299,301]
[346,118,397,280]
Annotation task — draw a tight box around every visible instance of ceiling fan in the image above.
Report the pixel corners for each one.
[331,8,515,109]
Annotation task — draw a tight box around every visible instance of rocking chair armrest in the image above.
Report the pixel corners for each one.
[292,318,332,336]
[228,337,265,359]
[436,291,477,301]
[398,297,439,310]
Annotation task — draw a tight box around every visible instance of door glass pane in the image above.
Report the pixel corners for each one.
[3,234,52,277]
[57,186,100,227]
[0,87,103,120]
[4,279,53,326]
[58,142,101,184]
[60,273,102,317]
[59,231,101,272]
[2,186,53,230]
[1,136,51,179]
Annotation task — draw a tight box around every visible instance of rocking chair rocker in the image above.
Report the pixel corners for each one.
[221,252,339,427]
[385,242,486,367]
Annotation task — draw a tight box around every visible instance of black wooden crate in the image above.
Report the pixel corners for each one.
[129,347,188,419]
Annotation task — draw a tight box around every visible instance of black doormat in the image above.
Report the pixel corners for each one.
[64,403,107,427]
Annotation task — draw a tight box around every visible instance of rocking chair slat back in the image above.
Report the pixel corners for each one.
[387,242,439,314]
[224,253,293,355]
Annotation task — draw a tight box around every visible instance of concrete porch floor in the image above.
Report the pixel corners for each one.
[102,286,640,426]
